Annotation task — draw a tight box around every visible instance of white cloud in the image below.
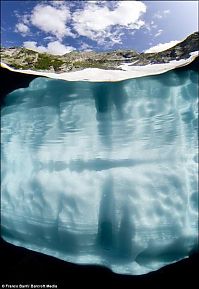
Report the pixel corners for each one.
[22,14,30,25]
[154,9,171,19]
[154,29,163,37]
[72,1,146,45]
[153,13,162,19]
[163,9,170,15]
[151,24,158,29]
[145,40,180,53]
[23,41,47,53]
[46,41,75,55]
[16,1,147,50]
[44,36,56,42]
[23,40,75,55]
[15,23,30,35]
[50,1,67,8]
[31,4,74,40]
[79,42,92,51]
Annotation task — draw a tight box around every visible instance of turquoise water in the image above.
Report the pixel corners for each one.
[1,69,198,275]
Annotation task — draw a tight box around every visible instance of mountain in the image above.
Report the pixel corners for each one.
[0,32,198,73]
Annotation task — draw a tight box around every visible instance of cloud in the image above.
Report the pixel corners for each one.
[31,4,74,40]
[145,40,180,53]
[15,1,147,49]
[154,9,171,19]
[46,41,75,55]
[44,36,56,42]
[23,41,46,53]
[15,23,30,36]
[23,40,75,55]
[154,29,163,37]
[163,9,170,15]
[79,42,92,51]
[72,1,146,45]
[144,20,158,32]
[22,14,30,25]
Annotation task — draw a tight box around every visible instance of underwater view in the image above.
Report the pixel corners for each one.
[1,68,198,275]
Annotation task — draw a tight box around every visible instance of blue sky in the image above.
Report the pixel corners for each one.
[1,1,198,55]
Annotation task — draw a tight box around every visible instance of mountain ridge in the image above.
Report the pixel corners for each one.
[1,32,198,73]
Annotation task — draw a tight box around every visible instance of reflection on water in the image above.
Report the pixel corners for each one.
[1,68,198,275]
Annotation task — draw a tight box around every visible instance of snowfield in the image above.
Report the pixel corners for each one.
[1,51,198,82]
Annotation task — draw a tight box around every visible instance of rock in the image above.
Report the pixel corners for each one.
[0,32,198,73]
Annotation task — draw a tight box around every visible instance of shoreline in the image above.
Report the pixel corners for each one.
[1,51,198,82]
